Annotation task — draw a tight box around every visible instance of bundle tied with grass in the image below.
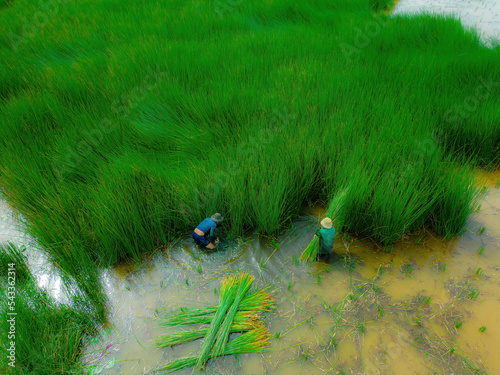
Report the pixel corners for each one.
[300,185,351,262]
[212,273,254,356]
[158,310,260,330]
[158,327,270,374]
[156,272,274,373]
[156,318,264,348]
[158,288,275,327]
[195,273,250,370]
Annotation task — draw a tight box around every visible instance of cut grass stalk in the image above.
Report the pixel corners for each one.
[159,307,217,326]
[157,327,270,374]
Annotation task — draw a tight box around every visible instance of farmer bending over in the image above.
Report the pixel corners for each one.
[313,217,336,261]
[193,213,224,249]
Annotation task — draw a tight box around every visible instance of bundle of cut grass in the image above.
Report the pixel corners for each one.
[158,310,260,329]
[195,273,251,369]
[158,289,275,327]
[156,319,264,348]
[158,327,270,374]
[156,273,274,373]
[212,274,254,356]
[300,185,351,262]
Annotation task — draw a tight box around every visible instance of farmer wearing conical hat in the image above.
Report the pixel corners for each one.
[313,217,336,261]
[193,213,224,249]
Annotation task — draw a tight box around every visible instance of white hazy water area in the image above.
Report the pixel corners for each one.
[393,0,500,46]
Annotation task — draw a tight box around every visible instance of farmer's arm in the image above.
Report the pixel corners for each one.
[206,222,219,249]
[208,219,218,237]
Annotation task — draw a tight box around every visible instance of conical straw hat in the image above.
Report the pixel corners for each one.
[321,217,333,229]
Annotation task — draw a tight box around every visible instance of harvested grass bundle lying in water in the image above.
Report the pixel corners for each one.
[300,186,351,262]
[158,289,275,327]
[239,288,276,312]
[157,327,270,374]
[156,320,264,348]
[156,272,274,373]
[213,273,254,356]
[195,274,240,370]
[158,310,260,328]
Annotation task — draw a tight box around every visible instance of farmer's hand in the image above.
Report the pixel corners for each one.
[313,234,316,239]
[215,238,220,244]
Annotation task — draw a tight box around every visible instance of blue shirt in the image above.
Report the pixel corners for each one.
[196,218,217,237]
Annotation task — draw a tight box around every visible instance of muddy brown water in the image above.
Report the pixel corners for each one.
[1,173,499,375]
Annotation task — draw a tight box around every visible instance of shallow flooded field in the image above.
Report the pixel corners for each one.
[1,173,499,374]
[53,174,498,375]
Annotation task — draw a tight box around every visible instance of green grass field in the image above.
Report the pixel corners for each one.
[0,243,95,374]
[1,0,499,323]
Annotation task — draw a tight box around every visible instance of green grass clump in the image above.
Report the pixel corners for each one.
[0,244,94,375]
[0,243,31,283]
[1,1,497,372]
